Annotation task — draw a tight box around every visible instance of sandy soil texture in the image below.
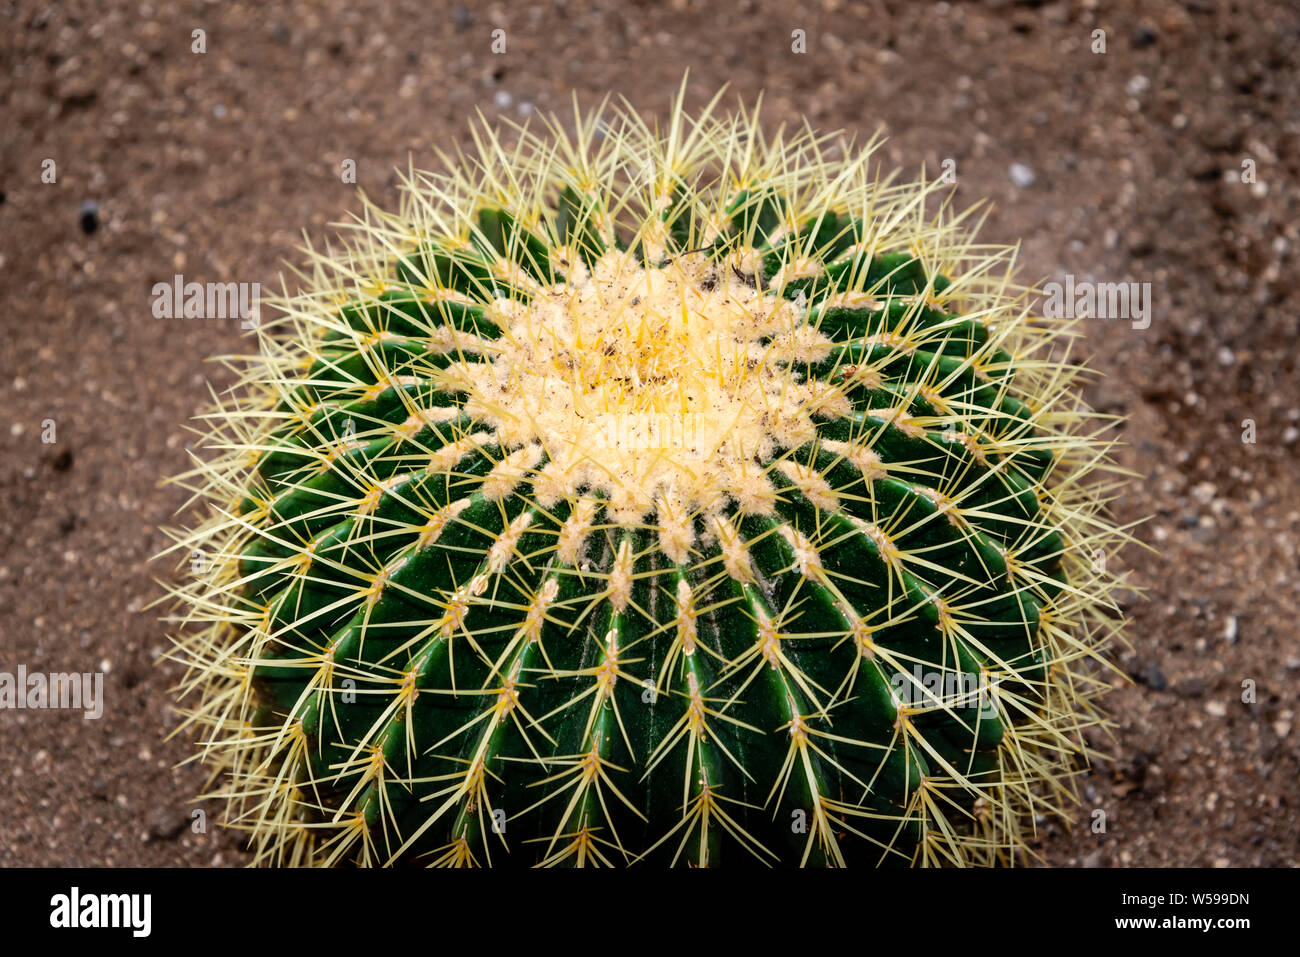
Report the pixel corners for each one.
[1,0,1296,867]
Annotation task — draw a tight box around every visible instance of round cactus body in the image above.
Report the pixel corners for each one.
[163,93,1129,867]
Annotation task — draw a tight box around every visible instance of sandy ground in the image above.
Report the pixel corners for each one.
[1,0,1297,866]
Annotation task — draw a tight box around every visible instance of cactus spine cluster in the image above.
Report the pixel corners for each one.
[162,88,1131,867]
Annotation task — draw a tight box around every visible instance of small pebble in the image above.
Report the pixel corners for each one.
[1140,662,1168,691]
[79,199,99,235]
[1008,163,1036,188]
[1223,615,1238,644]
[1133,26,1157,48]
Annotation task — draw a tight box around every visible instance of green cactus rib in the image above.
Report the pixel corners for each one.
[161,91,1130,867]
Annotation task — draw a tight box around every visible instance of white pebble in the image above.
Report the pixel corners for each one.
[1009,163,1036,188]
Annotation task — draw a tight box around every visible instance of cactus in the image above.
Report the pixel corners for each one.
[161,89,1131,867]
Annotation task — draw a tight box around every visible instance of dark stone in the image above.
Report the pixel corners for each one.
[1133,26,1158,49]
[79,199,99,234]
[1137,661,1168,691]
[1175,676,1209,697]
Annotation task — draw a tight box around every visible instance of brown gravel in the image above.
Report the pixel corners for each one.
[1,0,1297,867]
